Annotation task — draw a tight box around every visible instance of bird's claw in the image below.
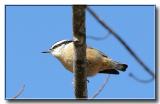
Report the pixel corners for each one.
[87,79,90,83]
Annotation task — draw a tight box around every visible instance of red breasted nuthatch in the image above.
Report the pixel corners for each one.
[42,40,128,76]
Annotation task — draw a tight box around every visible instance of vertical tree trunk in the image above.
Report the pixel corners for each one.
[72,5,88,99]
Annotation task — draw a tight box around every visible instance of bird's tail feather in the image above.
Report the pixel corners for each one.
[99,69,119,74]
[115,63,128,71]
[103,58,128,72]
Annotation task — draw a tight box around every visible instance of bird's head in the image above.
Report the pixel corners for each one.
[42,40,73,58]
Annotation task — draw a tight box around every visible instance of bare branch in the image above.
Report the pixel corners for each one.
[87,6,155,83]
[72,5,88,99]
[12,84,25,99]
[91,75,110,99]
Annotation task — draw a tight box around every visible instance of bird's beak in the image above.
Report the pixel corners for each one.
[41,50,50,53]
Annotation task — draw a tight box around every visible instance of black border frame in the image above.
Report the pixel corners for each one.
[5,5,158,102]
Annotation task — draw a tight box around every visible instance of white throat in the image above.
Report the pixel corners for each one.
[51,44,65,58]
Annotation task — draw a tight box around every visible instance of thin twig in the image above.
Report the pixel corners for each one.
[90,75,110,99]
[87,6,155,83]
[87,33,111,40]
[12,84,25,99]
[129,73,154,83]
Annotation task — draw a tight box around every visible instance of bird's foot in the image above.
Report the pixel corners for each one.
[87,79,90,83]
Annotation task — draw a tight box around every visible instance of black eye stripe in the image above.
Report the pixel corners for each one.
[51,40,73,50]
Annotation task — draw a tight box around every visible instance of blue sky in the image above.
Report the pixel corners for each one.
[6,5,155,99]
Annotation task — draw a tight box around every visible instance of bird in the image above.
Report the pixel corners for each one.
[42,40,128,77]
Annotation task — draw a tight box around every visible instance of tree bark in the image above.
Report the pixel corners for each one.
[72,5,88,99]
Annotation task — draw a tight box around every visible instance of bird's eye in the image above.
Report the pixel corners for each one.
[51,45,58,50]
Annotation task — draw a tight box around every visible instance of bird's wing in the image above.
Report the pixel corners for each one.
[99,69,119,74]
[88,47,108,58]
